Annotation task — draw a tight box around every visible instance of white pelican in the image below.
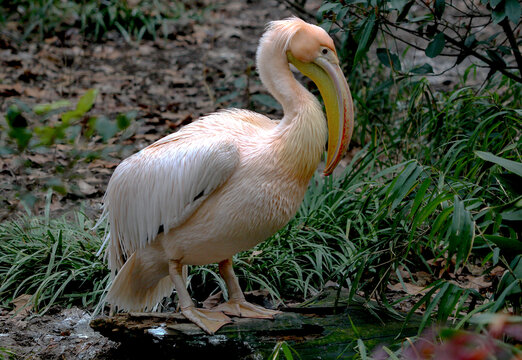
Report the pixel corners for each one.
[101,17,354,334]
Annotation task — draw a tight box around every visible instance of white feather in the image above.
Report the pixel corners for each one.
[102,133,239,273]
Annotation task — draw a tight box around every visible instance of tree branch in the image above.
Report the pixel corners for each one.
[500,18,522,76]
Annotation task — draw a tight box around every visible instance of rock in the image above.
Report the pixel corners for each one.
[91,290,420,359]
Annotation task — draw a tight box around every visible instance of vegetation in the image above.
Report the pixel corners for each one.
[316,0,522,83]
[0,211,108,314]
[0,0,521,358]
[0,0,194,42]
[1,90,135,212]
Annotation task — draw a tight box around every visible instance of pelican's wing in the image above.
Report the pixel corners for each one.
[102,135,240,271]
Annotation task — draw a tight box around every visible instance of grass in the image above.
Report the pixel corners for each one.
[0,0,198,42]
[0,208,109,314]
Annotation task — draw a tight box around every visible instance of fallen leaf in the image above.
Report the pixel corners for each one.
[78,180,97,196]
[463,275,492,290]
[490,266,505,277]
[27,153,50,165]
[87,159,119,169]
[387,282,429,295]
[9,294,33,317]
[202,291,223,309]
[414,271,433,286]
[0,83,22,97]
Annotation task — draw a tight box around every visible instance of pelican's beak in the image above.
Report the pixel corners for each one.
[287,52,354,176]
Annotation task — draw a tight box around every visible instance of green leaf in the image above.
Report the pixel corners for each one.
[94,117,119,142]
[33,100,71,116]
[396,0,414,22]
[475,151,522,177]
[490,0,503,8]
[317,2,341,14]
[376,48,402,70]
[409,177,432,219]
[76,89,99,115]
[387,162,423,212]
[491,3,507,23]
[62,89,98,123]
[496,255,522,308]
[486,49,507,68]
[116,113,131,130]
[434,0,445,19]
[390,0,408,12]
[501,209,522,221]
[425,32,445,58]
[483,235,522,252]
[354,12,377,66]
[357,338,367,359]
[447,196,475,268]
[464,34,476,48]
[6,105,27,128]
[505,0,521,23]
[410,63,434,74]
[8,128,32,150]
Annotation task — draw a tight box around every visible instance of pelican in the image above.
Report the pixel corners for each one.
[101,17,354,334]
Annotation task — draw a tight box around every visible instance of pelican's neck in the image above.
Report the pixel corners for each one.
[257,38,308,119]
[256,39,327,181]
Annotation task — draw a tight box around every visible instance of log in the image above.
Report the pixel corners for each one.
[90,289,419,359]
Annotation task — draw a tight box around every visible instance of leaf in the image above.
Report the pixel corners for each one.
[490,0,503,8]
[6,105,27,128]
[388,162,423,212]
[387,282,429,295]
[505,0,521,24]
[425,32,445,58]
[491,3,507,23]
[484,235,522,252]
[447,196,475,268]
[317,2,341,14]
[76,89,99,115]
[475,151,522,177]
[409,177,432,219]
[496,255,522,303]
[94,116,119,142]
[501,209,522,221]
[390,0,408,12]
[354,12,377,66]
[33,100,71,116]
[62,89,99,123]
[116,112,132,130]
[396,0,414,22]
[376,48,402,70]
[434,0,445,19]
[464,34,476,48]
[8,128,32,150]
[486,49,507,68]
[410,63,434,74]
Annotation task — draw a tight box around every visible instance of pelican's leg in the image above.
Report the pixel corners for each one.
[214,258,281,319]
[168,260,231,334]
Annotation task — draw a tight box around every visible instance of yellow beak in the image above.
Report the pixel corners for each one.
[287,52,354,176]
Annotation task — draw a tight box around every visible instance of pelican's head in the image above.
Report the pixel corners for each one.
[273,18,354,175]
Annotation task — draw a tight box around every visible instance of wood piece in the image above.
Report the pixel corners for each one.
[91,290,420,359]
